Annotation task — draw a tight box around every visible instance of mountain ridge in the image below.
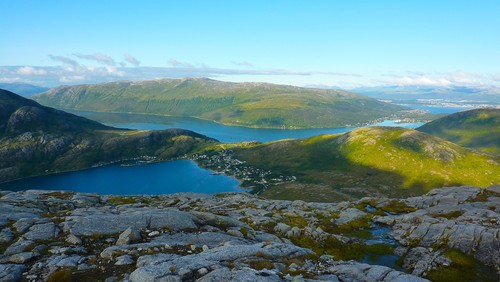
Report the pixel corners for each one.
[32,78,408,129]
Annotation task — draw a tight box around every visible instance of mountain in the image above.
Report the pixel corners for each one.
[417,108,500,155]
[0,89,216,183]
[32,78,406,129]
[202,127,499,202]
[0,83,49,96]
[350,85,500,102]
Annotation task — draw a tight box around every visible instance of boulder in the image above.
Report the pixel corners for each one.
[335,208,367,225]
[116,227,142,245]
[0,264,25,282]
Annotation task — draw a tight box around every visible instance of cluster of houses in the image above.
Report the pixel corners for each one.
[189,150,296,190]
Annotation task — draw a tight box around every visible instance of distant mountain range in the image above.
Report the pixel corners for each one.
[349,85,500,102]
[0,83,49,96]
[0,89,216,183]
[32,78,406,129]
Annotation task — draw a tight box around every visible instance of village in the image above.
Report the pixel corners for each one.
[188,150,296,192]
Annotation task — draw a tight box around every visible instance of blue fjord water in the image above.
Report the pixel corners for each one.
[0,160,243,195]
[71,110,424,143]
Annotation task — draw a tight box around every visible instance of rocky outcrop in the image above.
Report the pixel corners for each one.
[0,186,498,281]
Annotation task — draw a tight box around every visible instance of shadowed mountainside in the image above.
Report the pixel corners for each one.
[0,89,217,183]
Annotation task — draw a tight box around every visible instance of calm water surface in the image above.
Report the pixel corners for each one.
[71,111,424,143]
[0,160,243,195]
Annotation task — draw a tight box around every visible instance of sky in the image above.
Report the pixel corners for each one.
[1,0,500,88]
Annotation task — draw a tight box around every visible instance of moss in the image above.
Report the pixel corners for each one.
[239,227,249,238]
[380,200,417,214]
[468,190,494,203]
[283,269,316,279]
[290,235,393,261]
[259,221,278,233]
[284,215,308,228]
[336,215,373,234]
[107,196,139,205]
[407,238,421,248]
[425,249,498,282]
[255,250,270,259]
[246,259,275,270]
[45,191,75,200]
[434,210,464,219]
[314,212,339,234]
[48,268,72,282]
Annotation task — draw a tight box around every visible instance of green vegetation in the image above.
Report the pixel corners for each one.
[32,78,406,129]
[0,89,217,183]
[230,127,500,201]
[425,249,498,282]
[47,268,72,282]
[418,108,500,155]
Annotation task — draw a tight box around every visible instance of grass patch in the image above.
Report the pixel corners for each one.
[380,200,417,214]
[425,249,498,282]
[290,235,393,261]
[48,268,73,282]
[45,191,75,200]
[107,196,139,205]
[434,210,464,220]
[246,259,275,270]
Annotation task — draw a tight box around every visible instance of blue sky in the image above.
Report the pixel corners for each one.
[1,0,499,87]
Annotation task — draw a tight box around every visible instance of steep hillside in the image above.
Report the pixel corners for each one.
[0,89,216,183]
[204,127,499,201]
[417,108,500,154]
[32,78,406,128]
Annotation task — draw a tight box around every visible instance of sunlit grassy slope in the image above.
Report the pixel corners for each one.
[417,108,500,155]
[232,127,499,201]
[32,78,405,128]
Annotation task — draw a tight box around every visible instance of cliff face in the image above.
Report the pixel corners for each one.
[0,186,498,281]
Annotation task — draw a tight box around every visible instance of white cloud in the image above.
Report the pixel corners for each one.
[124,53,141,66]
[379,71,492,87]
[49,55,79,67]
[231,61,254,68]
[59,75,86,83]
[397,76,452,86]
[105,66,124,76]
[74,53,116,66]
[168,59,195,68]
[491,74,500,81]
[17,66,47,76]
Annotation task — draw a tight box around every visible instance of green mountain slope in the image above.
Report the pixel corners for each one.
[0,89,216,183]
[32,78,406,128]
[417,108,500,154]
[223,127,499,201]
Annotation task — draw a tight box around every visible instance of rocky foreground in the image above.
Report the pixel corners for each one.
[0,186,499,282]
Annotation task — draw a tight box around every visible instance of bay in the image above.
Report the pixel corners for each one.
[0,160,243,195]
